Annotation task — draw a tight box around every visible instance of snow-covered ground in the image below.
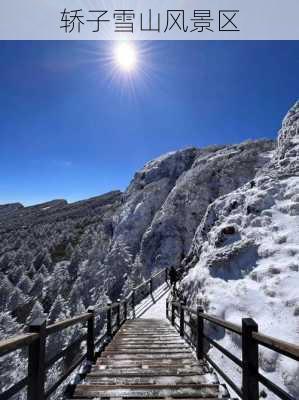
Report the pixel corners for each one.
[142,289,169,320]
[181,102,299,399]
[133,283,169,319]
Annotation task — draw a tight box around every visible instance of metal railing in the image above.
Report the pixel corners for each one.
[0,267,173,400]
[167,298,299,400]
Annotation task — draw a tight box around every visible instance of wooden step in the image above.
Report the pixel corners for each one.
[70,318,225,400]
[85,373,217,385]
[97,360,200,368]
[101,353,194,360]
[89,366,211,377]
[73,383,221,398]
[103,349,191,355]
[121,328,173,331]
[106,343,189,350]
[113,337,186,342]
[115,334,181,338]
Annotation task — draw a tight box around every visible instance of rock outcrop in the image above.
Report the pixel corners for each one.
[181,101,299,398]
[103,140,274,296]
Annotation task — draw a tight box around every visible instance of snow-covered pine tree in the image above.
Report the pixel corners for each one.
[29,273,44,298]
[8,286,27,312]
[65,242,74,259]
[0,313,26,397]
[17,274,32,294]
[0,276,14,313]
[26,300,45,324]
[67,245,83,279]
[8,264,24,285]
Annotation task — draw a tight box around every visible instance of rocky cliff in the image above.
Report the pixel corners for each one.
[103,139,274,296]
[181,101,299,398]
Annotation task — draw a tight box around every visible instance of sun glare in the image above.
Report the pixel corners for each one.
[114,42,137,72]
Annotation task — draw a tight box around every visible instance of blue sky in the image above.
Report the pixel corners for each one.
[0,41,298,205]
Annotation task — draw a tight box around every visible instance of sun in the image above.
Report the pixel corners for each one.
[114,42,137,72]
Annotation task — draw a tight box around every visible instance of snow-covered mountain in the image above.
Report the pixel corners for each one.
[104,139,274,297]
[0,191,122,331]
[1,101,298,399]
[181,100,299,398]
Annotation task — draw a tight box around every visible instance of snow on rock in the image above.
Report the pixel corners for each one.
[104,140,274,299]
[182,101,299,399]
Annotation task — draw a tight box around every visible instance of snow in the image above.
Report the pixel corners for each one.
[142,289,169,320]
[133,283,170,319]
[183,175,299,399]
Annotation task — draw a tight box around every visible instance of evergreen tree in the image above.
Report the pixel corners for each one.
[48,294,68,323]
[26,300,45,324]
[27,264,36,279]
[39,264,49,278]
[18,274,32,294]
[8,264,24,285]
[8,287,27,311]
[29,273,44,298]
[47,295,70,359]
[69,284,85,315]
[0,313,25,393]
[67,245,82,279]
[65,242,74,259]
[0,277,14,312]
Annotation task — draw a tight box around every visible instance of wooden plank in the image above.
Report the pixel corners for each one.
[85,373,216,385]
[73,383,220,398]
[252,331,299,361]
[0,333,39,356]
[71,318,221,400]
[89,367,209,377]
[46,313,91,335]
[103,349,191,355]
[101,353,194,360]
[96,360,200,368]
[106,345,189,350]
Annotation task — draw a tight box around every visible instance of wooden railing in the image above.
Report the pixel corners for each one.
[0,267,171,400]
[167,298,299,400]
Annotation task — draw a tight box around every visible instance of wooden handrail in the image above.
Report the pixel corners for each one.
[174,300,298,358]
[46,312,91,335]
[0,265,172,400]
[168,297,298,400]
[200,312,242,335]
[253,331,299,361]
[0,332,39,356]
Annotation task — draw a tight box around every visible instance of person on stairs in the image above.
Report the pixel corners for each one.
[169,266,178,294]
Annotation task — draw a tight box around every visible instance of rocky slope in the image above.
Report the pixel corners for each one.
[103,140,274,297]
[181,101,299,398]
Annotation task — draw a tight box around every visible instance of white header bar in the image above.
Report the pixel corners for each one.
[0,0,298,40]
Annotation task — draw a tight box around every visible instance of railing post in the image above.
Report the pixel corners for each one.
[132,289,135,319]
[27,318,46,400]
[171,302,175,326]
[123,300,127,322]
[116,299,120,329]
[87,307,95,363]
[106,304,112,337]
[165,267,168,284]
[166,299,169,319]
[179,302,184,337]
[242,318,259,400]
[196,306,204,359]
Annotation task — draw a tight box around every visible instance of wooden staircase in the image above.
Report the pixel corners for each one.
[72,319,228,399]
